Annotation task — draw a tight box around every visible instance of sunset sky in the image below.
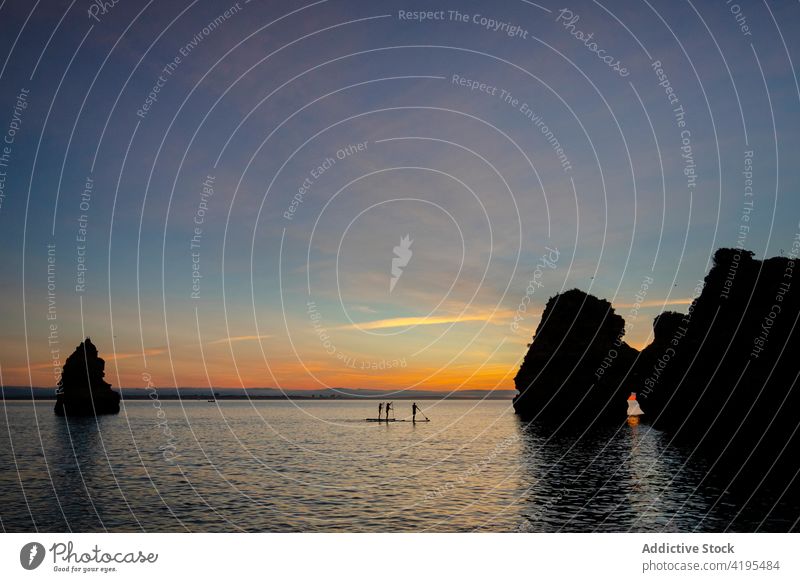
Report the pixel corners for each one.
[0,0,797,393]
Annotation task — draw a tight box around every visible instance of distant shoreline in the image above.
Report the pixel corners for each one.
[1,386,514,401]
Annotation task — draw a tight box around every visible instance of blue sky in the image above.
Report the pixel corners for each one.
[0,0,798,391]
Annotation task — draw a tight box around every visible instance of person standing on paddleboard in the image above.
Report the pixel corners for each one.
[412,402,419,422]
[386,402,392,420]
[378,402,383,421]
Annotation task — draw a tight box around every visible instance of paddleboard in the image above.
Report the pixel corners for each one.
[364,418,430,422]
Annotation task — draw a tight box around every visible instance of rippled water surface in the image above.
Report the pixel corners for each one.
[0,400,792,532]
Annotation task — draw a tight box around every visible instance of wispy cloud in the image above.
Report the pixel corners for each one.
[106,348,166,362]
[336,310,515,331]
[614,298,694,309]
[208,334,273,345]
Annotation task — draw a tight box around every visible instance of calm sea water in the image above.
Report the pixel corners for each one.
[0,399,793,532]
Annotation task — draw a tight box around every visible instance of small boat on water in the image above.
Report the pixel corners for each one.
[627,392,644,416]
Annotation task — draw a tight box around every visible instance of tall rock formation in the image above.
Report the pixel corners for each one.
[54,338,121,416]
[513,248,800,495]
[635,249,800,484]
[513,289,637,422]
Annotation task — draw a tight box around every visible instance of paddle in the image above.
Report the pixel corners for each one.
[415,406,429,421]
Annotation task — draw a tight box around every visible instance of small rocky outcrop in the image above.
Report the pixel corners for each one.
[54,338,120,416]
[513,289,637,422]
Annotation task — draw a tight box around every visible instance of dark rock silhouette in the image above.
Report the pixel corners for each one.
[513,289,637,422]
[54,338,120,416]
[513,249,800,522]
[634,249,800,495]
